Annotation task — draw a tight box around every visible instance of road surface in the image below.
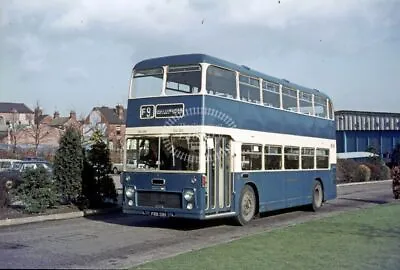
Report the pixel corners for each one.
[0,181,396,269]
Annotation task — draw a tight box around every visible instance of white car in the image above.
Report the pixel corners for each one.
[111,159,137,174]
[0,159,22,172]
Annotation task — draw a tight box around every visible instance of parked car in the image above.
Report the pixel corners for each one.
[111,159,137,174]
[0,160,53,189]
[23,157,47,162]
[0,159,22,172]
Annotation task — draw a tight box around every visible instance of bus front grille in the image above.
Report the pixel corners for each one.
[137,191,182,208]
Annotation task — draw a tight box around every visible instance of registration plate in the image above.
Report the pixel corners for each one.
[150,211,167,217]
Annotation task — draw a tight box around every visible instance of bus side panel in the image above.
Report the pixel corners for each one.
[233,172,286,213]
[323,165,337,201]
[233,170,336,214]
[203,95,336,140]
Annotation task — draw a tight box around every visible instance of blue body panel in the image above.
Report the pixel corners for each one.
[127,95,336,139]
[232,170,336,213]
[122,169,337,219]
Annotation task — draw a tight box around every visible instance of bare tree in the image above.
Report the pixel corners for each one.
[28,101,51,156]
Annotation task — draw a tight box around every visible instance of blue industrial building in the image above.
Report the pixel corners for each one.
[335,110,400,160]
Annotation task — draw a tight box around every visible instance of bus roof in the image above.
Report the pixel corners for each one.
[133,53,330,99]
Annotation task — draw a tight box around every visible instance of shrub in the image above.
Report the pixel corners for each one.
[391,144,400,167]
[17,167,57,213]
[365,163,381,181]
[355,164,371,182]
[380,165,391,180]
[392,166,400,199]
[53,126,84,204]
[0,177,10,208]
[336,159,359,183]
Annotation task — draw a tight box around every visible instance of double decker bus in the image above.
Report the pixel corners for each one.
[121,54,336,225]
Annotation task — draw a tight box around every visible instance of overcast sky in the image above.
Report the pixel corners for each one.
[1,0,399,117]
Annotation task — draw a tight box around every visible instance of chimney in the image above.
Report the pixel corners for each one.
[53,111,60,119]
[116,104,124,120]
[69,110,76,120]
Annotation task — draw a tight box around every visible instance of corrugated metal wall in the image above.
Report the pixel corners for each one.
[336,112,400,131]
[335,111,400,156]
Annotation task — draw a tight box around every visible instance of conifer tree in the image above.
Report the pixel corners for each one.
[53,126,84,204]
[83,129,117,207]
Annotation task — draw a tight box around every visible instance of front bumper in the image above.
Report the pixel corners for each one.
[122,206,205,219]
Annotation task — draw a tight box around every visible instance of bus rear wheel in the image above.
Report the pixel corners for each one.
[310,180,323,211]
[235,185,256,226]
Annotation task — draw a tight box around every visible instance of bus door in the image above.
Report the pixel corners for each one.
[204,135,233,215]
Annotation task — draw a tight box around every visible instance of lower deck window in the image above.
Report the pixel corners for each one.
[301,147,315,169]
[265,145,282,170]
[284,146,300,169]
[241,144,262,170]
[316,148,329,168]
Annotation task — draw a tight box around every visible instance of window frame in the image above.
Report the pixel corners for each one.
[205,65,238,99]
[241,143,263,171]
[264,144,283,170]
[301,147,315,169]
[316,148,330,169]
[284,146,300,170]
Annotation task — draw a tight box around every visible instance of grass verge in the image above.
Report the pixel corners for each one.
[134,203,400,270]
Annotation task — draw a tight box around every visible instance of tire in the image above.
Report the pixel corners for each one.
[310,180,323,212]
[234,185,256,226]
[395,193,399,200]
[113,167,119,174]
[5,180,13,191]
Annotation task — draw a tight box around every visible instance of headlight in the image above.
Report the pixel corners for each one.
[125,187,135,198]
[183,190,194,202]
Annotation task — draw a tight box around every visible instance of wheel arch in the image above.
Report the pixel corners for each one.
[244,181,260,215]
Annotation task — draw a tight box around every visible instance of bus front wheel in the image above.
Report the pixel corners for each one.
[235,185,256,226]
[310,180,323,211]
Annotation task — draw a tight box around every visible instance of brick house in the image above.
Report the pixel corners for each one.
[1,109,82,150]
[0,102,34,127]
[34,107,53,125]
[0,102,34,146]
[83,105,126,160]
[48,111,82,132]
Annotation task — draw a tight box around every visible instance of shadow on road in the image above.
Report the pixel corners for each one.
[340,197,392,205]
[85,212,233,231]
[84,205,314,231]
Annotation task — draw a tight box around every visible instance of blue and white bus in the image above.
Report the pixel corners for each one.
[121,54,336,225]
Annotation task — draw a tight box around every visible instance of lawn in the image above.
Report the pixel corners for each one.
[133,203,400,270]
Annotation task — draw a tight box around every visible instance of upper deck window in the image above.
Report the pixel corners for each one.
[239,75,260,103]
[299,91,313,115]
[132,68,164,98]
[314,95,328,118]
[166,65,201,96]
[282,86,298,112]
[262,81,280,108]
[206,66,237,99]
